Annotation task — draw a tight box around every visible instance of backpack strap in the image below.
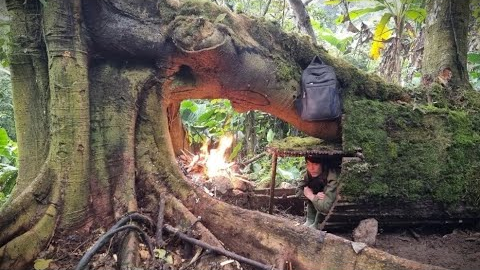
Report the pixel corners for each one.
[310,55,324,65]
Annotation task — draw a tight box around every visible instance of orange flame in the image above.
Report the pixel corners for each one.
[201,135,234,178]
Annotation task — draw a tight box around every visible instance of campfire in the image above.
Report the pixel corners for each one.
[178,135,254,195]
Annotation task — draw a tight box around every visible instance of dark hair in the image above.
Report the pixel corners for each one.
[305,156,324,164]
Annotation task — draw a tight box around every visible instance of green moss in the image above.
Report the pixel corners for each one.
[178,0,234,25]
[464,90,480,109]
[273,56,300,82]
[268,136,341,153]
[341,97,480,207]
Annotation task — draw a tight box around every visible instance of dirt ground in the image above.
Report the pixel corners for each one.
[283,212,480,270]
[42,214,480,270]
[331,225,480,270]
[370,227,480,270]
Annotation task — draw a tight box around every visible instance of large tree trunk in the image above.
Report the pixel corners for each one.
[422,0,472,94]
[0,1,463,269]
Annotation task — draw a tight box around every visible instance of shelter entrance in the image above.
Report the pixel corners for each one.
[264,137,352,215]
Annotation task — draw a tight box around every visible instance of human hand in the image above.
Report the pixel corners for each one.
[316,192,325,200]
[303,186,314,200]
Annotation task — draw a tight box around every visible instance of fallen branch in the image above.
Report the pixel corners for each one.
[239,152,267,167]
[163,224,279,270]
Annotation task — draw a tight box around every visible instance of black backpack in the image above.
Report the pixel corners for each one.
[294,56,342,121]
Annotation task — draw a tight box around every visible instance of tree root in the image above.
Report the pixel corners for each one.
[139,173,237,270]
[0,164,60,269]
[164,224,280,270]
[0,164,53,234]
[0,203,58,269]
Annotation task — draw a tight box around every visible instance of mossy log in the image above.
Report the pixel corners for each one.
[229,190,480,230]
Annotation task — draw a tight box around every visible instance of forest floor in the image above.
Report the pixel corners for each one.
[285,213,480,270]
[43,208,480,270]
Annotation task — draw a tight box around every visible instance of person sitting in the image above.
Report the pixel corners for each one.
[295,156,338,228]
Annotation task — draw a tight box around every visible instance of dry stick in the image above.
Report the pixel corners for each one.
[318,182,343,231]
[240,152,267,167]
[163,224,279,270]
[156,196,166,246]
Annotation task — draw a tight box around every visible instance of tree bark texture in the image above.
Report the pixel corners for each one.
[422,0,472,92]
[0,0,461,269]
[287,0,317,44]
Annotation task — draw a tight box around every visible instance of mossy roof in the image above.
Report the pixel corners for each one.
[266,136,344,157]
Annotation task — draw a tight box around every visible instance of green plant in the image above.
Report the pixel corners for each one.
[0,72,15,140]
[327,0,426,83]
[468,52,480,90]
[0,18,10,68]
[0,127,17,205]
[246,155,304,188]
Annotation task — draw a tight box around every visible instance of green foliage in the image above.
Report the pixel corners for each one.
[180,99,240,144]
[0,127,17,205]
[0,72,15,140]
[468,52,480,90]
[180,99,302,186]
[311,20,353,53]
[0,21,10,68]
[180,99,299,152]
[327,0,426,82]
[246,155,304,187]
[336,5,386,23]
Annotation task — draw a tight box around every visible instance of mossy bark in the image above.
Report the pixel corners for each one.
[340,0,479,206]
[342,98,480,207]
[422,0,472,93]
[0,1,477,269]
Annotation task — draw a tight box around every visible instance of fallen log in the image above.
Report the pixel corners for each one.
[224,189,480,230]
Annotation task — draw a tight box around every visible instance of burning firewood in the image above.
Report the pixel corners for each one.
[178,135,256,195]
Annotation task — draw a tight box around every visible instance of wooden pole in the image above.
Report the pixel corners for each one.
[269,153,278,214]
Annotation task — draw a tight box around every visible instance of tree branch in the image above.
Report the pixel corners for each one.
[288,0,317,44]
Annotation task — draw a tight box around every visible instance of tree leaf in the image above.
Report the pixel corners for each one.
[370,13,393,60]
[34,259,52,270]
[165,254,174,264]
[266,129,275,143]
[214,13,227,24]
[347,6,386,21]
[0,166,18,194]
[0,128,8,149]
[229,142,242,161]
[405,8,426,22]
[325,0,341,5]
[468,53,480,64]
[197,110,215,123]
[154,248,167,259]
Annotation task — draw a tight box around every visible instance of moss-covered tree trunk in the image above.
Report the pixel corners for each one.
[341,0,480,215]
[0,1,477,270]
[422,0,472,93]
